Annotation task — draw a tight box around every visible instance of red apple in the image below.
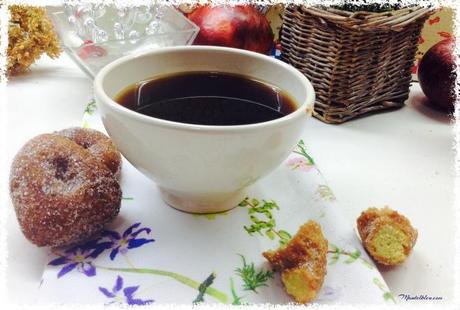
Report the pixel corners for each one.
[188,5,274,55]
[418,38,457,112]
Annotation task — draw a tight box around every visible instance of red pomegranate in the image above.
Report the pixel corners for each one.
[188,5,274,55]
[418,38,457,112]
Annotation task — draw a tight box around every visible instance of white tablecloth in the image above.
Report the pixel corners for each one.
[4,54,455,304]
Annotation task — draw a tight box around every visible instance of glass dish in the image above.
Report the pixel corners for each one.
[49,4,199,78]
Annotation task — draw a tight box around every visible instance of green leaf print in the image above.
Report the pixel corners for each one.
[239,197,291,246]
[229,278,243,305]
[292,140,316,165]
[84,99,97,115]
[278,230,292,240]
[374,277,396,303]
[328,244,374,269]
[234,254,274,293]
[344,249,361,264]
[82,120,90,129]
[265,230,275,240]
[316,185,337,202]
[384,292,396,302]
[329,245,341,265]
[192,211,229,220]
[360,258,375,269]
[193,273,216,303]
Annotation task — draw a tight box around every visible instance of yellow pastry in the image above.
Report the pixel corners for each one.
[263,221,328,303]
[357,206,417,266]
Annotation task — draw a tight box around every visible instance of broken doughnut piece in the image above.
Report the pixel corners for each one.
[357,206,417,266]
[263,220,328,304]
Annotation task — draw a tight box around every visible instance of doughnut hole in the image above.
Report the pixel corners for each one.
[9,134,122,247]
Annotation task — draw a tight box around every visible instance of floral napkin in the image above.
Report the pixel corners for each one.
[37,100,395,305]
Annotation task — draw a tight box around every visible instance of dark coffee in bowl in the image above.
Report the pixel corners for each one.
[115,71,297,126]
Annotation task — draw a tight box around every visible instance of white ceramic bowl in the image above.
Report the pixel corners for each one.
[94,46,315,213]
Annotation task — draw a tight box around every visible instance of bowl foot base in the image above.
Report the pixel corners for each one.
[158,187,247,214]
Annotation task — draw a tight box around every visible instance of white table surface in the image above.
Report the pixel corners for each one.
[4,54,456,305]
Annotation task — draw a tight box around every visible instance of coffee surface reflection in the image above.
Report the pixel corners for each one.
[115,71,297,126]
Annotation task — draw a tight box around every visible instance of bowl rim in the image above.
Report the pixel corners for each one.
[94,46,315,133]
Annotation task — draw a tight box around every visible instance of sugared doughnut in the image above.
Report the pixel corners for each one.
[263,221,328,304]
[10,134,122,247]
[55,127,122,179]
[357,206,417,266]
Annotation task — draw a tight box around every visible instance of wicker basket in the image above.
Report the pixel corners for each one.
[281,5,434,124]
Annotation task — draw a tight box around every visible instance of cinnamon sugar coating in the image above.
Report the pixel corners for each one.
[56,127,122,179]
[10,133,122,247]
[263,221,328,303]
[357,207,417,266]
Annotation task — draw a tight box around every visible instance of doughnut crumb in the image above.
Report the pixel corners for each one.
[357,206,417,266]
[263,220,328,304]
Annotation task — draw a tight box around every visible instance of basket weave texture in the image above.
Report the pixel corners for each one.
[281,6,434,124]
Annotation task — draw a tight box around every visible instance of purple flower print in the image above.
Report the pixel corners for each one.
[102,223,155,260]
[48,239,112,278]
[99,275,154,306]
[318,285,342,302]
[287,157,314,172]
